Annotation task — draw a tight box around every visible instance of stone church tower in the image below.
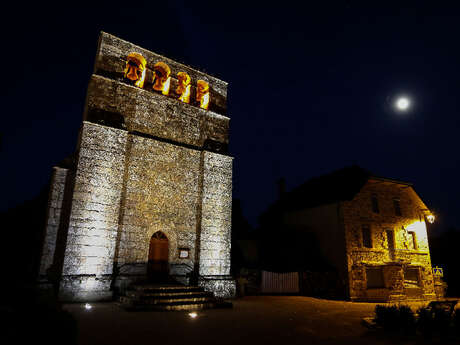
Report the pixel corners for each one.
[39,32,235,301]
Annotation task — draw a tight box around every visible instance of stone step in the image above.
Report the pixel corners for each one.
[130,285,204,294]
[119,284,232,311]
[127,291,213,299]
[121,295,213,305]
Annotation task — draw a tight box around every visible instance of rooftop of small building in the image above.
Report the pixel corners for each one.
[265,165,419,214]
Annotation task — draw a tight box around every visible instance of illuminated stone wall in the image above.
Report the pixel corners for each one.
[39,167,71,277]
[198,152,235,297]
[94,32,228,114]
[39,32,234,301]
[199,152,232,275]
[342,180,435,301]
[85,74,229,148]
[59,122,128,301]
[116,135,201,276]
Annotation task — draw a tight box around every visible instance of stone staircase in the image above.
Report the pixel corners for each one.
[119,284,231,311]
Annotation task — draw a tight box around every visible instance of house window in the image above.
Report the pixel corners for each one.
[386,230,395,250]
[371,194,379,213]
[362,225,372,248]
[408,231,417,250]
[366,267,385,288]
[404,267,420,287]
[393,199,402,216]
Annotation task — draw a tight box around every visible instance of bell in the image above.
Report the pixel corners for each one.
[176,72,191,103]
[124,52,147,88]
[153,62,171,95]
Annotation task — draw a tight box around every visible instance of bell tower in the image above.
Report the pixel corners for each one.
[39,32,235,301]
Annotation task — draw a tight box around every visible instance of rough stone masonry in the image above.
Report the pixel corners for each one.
[39,32,235,301]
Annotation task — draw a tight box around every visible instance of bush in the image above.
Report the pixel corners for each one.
[417,306,434,338]
[374,304,415,333]
[433,307,452,335]
[399,305,416,335]
[373,303,459,339]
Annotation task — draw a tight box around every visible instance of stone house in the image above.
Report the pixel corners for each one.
[260,166,437,301]
[38,32,235,301]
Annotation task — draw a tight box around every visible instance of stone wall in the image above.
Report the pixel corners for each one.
[198,152,234,298]
[342,180,435,301]
[85,75,229,148]
[115,134,201,274]
[199,152,232,276]
[39,167,71,277]
[59,122,128,301]
[94,32,228,114]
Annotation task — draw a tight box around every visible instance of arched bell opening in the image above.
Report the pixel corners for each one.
[147,231,169,282]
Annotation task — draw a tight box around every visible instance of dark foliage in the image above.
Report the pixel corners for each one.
[300,270,345,299]
[429,227,460,297]
[0,184,49,286]
[399,305,417,335]
[231,199,256,274]
[417,306,434,338]
[3,284,77,344]
[375,305,403,332]
[417,305,453,338]
[373,304,458,339]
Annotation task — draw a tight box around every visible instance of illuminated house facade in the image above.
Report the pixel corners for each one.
[262,166,436,302]
[39,32,235,301]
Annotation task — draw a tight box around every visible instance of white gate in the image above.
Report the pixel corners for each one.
[261,271,299,294]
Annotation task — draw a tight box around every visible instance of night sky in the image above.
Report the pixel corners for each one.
[2,1,459,231]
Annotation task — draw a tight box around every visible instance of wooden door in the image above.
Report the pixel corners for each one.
[148,232,169,281]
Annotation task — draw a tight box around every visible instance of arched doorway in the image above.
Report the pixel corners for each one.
[148,231,169,282]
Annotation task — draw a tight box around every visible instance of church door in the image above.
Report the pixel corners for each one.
[148,232,169,282]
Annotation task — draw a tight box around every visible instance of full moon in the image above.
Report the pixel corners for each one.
[395,97,410,111]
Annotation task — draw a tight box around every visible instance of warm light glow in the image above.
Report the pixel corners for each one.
[395,97,410,111]
[188,312,198,318]
[196,80,210,110]
[124,53,147,88]
[162,76,171,95]
[153,62,171,95]
[176,72,191,103]
[405,221,426,234]
[85,303,92,310]
[427,214,435,224]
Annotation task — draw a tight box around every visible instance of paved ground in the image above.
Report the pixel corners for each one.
[64,296,435,345]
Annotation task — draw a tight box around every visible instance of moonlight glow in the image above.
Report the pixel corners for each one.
[395,97,410,111]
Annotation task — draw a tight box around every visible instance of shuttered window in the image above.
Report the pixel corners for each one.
[404,268,420,287]
[362,225,372,248]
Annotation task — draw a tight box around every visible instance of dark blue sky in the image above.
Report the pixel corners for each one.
[1,1,459,231]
